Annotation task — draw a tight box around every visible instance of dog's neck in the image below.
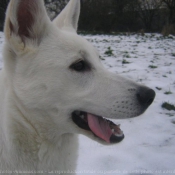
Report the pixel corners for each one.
[8,89,64,143]
[0,89,78,172]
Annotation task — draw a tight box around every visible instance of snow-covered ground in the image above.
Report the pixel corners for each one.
[0,32,175,175]
[0,33,3,69]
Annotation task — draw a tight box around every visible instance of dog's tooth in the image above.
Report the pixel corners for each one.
[115,131,123,137]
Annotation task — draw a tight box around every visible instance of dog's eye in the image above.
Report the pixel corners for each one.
[70,60,90,72]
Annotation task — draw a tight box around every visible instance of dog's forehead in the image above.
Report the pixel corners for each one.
[51,30,99,61]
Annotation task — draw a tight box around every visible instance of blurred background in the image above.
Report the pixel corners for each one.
[0,0,174,35]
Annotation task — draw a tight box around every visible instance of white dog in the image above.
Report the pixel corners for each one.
[0,0,155,174]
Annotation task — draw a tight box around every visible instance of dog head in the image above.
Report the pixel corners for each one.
[4,0,155,144]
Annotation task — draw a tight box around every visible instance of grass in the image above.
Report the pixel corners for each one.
[166,113,174,117]
[171,53,175,57]
[149,65,157,69]
[123,51,129,54]
[167,35,174,39]
[122,59,130,64]
[122,51,131,58]
[156,87,162,90]
[162,102,175,111]
[99,56,105,60]
[123,54,131,58]
[103,39,109,43]
[104,47,113,56]
[164,90,173,95]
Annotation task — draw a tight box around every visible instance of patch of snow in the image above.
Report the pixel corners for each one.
[79,33,175,175]
[0,32,175,175]
[0,32,4,70]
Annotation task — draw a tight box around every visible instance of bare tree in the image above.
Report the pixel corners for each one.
[0,0,10,31]
[80,0,113,32]
[162,0,175,24]
[80,0,140,32]
[44,0,69,20]
[110,0,139,31]
[136,0,162,31]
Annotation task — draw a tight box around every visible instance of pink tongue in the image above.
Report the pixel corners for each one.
[87,114,112,143]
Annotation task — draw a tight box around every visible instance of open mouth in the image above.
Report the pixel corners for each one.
[72,111,124,144]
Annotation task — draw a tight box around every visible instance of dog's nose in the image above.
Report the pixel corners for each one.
[137,88,156,107]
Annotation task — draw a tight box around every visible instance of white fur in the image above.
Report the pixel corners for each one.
[0,0,154,174]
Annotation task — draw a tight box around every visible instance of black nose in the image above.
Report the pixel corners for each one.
[137,88,156,107]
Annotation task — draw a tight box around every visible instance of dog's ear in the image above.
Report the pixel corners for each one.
[53,0,80,33]
[4,0,50,54]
